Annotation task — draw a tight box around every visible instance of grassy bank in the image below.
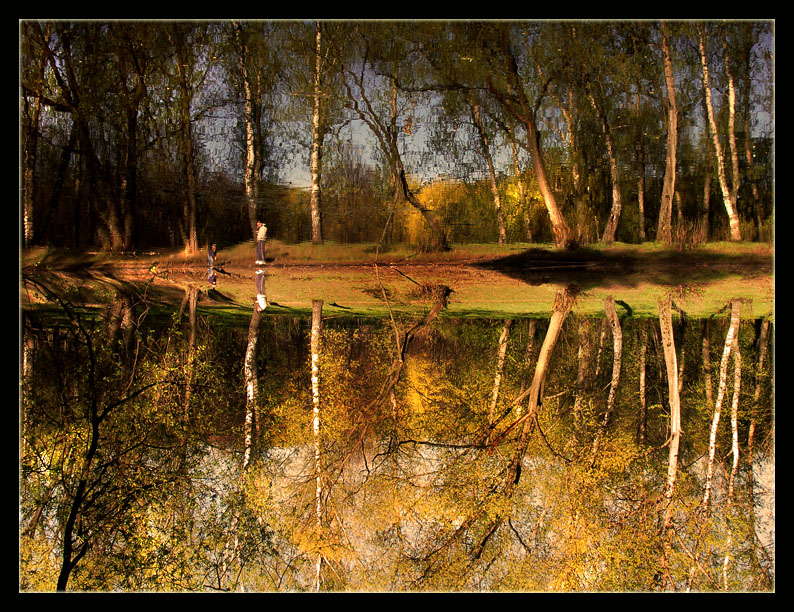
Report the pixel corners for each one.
[21,238,774,269]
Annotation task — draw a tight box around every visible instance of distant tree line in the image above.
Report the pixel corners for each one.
[20,20,774,252]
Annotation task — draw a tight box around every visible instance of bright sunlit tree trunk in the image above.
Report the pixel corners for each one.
[698,23,742,241]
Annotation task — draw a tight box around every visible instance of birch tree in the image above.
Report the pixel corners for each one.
[310,22,325,244]
[310,299,325,590]
[697,22,742,241]
[701,299,742,512]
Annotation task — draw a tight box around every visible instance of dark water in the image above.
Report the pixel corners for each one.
[20,274,774,592]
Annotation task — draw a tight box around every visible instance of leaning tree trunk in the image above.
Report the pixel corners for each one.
[702,299,742,512]
[488,29,572,248]
[698,24,742,241]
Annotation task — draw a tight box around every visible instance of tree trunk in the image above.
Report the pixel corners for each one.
[588,90,622,244]
[747,318,769,571]
[488,320,513,431]
[22,86,42,247]
[470,97,507,243]
[488,29,572,248]
[310,21,325,245]
[702,299,742,512]
[657,22,678,244]
[658,292,682,590]
[234,22,263,239]
[698,24,742,241]
[171,27,199,253]
[638,324,648,443]
[310,299,324,591]
[242,304,262,472]
[590,296,623,464]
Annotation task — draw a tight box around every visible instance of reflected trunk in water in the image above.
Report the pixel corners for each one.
[658,291,682,589]
[311,299,324,591]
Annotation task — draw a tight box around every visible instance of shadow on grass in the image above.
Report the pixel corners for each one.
[475,246,773,289]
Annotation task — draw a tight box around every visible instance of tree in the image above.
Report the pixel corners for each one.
[657,291,682,588]
[310,22,325,244]
[166,23,211,253]
[483,24,574,248]
[656,22,680,244]
[697,22,742,241]
[338,23,449,252]
[232,21,267,239]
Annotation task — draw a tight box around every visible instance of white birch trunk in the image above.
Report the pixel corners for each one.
[310,299,324,591]
[310,22,324,245]
[727,336,742,501]
[702,299,742,511]
[698,24,742,241]
[488,320,513,430]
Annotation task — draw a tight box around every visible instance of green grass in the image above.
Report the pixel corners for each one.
[21,240,774,321]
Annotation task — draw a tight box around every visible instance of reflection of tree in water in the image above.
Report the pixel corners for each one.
[20,281,774,592]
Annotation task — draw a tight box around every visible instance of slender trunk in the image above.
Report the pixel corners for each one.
[747,318,769,570]
[488,320,513,430]
[727,336,741,501]
[22,91,42,247]
[171,28,198,252]
[638,325,648,443]
[698,24,742,241]
[588,90,622,244]
[637,139,646,242]
[311,299,324,591]
[702,319,714,412]
[183,287,198,427]
[702,299,742,512]
[517,319,537,418]
[590,296,623,464]
[470,288,577,562]
[310,21,324,244]
[242,304,262,472]
[470,97,506,243]
[657,22,678,244]
[490,287,577,447]
[234,22,262,238]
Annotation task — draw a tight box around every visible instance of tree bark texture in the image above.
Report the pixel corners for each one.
[702,299,742,512]
[657,23,678,244]
[310,21,325,245]
[657,292,682,590]
[698,24,742,241]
